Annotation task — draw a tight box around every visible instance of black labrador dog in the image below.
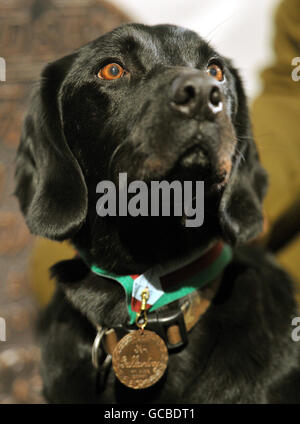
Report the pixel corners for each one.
[15,23,300,403]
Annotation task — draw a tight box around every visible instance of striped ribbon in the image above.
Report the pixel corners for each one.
[90,242,232,324]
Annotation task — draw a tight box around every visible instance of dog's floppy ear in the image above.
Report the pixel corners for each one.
[15,54,88,240]
[219,66,268,245]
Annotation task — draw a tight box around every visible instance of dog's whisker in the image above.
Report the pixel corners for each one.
[205,14,236,43]
[236,135,253,141]
[235,147,246,163]
[108,142,128,179]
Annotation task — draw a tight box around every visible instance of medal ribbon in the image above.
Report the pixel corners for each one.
[90,242,232,324]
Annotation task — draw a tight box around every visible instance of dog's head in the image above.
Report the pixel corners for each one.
[15,24,267,272]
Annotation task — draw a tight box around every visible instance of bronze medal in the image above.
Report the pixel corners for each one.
[112,329,168,389]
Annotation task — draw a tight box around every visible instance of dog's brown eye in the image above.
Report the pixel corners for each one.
[98,63,125,80]
[207,63,223,82]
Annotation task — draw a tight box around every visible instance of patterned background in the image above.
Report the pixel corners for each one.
[0,0,129,403]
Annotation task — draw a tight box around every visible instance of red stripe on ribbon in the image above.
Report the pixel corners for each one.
[160,242,223,291]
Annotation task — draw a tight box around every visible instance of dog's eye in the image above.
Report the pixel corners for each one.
[97,63,125,80]
[207,63,223,82]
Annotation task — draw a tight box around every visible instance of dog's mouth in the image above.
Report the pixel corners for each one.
[115,141,233,193]
[159,140,233,192]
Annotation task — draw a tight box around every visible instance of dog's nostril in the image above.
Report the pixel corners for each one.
[209,86,221,107]
[174,84,196,105]
[183,85,196,103]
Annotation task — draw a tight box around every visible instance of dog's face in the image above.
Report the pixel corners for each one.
[15,24,268,273]
[60,24,236,186]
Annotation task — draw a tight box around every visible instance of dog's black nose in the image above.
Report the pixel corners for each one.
[170,71,222,117]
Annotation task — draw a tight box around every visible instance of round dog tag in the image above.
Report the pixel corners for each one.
[112,329,168,389]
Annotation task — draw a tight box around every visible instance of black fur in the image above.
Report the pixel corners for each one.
[15,23,300,403]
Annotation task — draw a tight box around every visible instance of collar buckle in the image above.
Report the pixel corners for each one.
[146,306,188,350]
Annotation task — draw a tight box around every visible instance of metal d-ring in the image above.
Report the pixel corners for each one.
[92,325,107,369]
